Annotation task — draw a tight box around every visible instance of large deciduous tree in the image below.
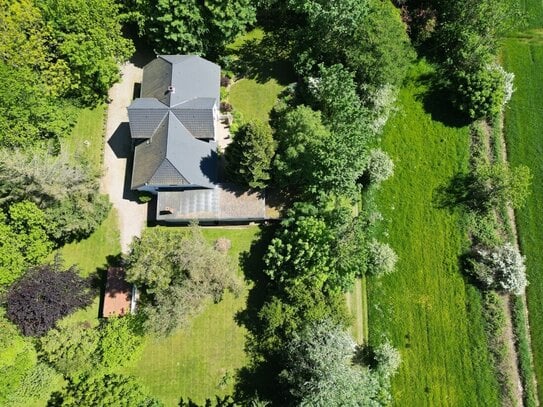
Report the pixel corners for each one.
[38,0,134,105]
[0,149,111,244]
[126,225,241,336]
[6,262,93,336]
[130,0,256,58]
[48,373,163,407]
[225,121,275,189]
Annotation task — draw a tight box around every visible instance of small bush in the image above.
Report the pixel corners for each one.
[220,101,233,113]
[366,149,394,185]
[221,75,231,87]
[373,340,401,377]
[137,192,153,203]
[214,238,231,253]
[367,239,398,276]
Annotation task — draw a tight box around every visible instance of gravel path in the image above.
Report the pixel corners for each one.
[100,63,147,254]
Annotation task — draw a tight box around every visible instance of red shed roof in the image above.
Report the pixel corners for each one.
[103,267,132,318]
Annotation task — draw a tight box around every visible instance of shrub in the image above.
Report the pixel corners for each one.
[373,340,401,377]
[137,191,153,203]
[214,238,232,253]
[452,64,511,120]
[220,101,233,113]
[367,239,398,276]
[470,243,528,295]
[366,149,394,185]
[220,75,231,87]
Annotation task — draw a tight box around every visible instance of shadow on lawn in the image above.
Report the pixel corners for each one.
[414,73,470,128]
[232,224,290,405]
[230,37,296,86]
[433,172,490,214]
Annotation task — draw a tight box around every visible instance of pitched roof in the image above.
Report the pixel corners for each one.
[131,112,217,189]
[140,55,220,108]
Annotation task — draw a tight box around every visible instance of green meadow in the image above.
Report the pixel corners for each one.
[367,63,500,406]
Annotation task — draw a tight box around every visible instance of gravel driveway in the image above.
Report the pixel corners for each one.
[100,63,147,254]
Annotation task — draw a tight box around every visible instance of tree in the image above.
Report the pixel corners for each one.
[452,64,512,119]
[272,105,330,193]
[475,164,532,211]
[225,121,276,189]
[264,206,334,290]
[0,149,110,244]
[276,0,413,91]
[6,261,93,336]
[130,0,255,57]
[280,319,391,406]
[126,225,241,336]
[469,243,528,295]
[366,149,394,185]
[48,373,163,407]
[39,323,100,378]
[0,0,71,97]
[366,239,398,277]
[0,313,38,405]
[38,0,134,105]
[0,202,52,287]
[0,63,76,148]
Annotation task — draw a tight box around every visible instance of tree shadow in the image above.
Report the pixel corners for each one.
[230,37,296,86]
[414,74,470,128]
[433,172,489,213]
[232,224,289,404]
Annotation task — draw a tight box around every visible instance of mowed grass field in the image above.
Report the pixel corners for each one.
[367,64,500,406]
[502,35,543,402]
[129,227,259,406]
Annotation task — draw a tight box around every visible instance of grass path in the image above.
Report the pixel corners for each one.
[367,63,500,406]
[346,278,368,344]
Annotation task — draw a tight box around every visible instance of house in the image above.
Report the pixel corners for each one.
[128,55,274,223]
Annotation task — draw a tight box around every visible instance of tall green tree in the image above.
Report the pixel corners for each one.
[225,121,275,189]
[48,373,163,407]
[130,0,256,57]
[126,226,240,336]
[39,0,134,105]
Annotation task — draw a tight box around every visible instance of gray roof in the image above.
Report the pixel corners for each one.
[140,55,220,108]
[131,112,217,189]
[128,56,219,140]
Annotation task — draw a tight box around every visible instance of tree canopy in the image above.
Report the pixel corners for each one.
[225,121,276,189]
[6,261,93,336]
[126,225,241,336]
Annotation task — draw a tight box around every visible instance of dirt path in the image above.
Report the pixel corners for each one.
[100,63,147,254]
[475,121,524,406]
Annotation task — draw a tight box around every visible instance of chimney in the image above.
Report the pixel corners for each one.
[167,85,175,94]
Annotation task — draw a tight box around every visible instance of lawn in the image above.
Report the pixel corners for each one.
[229,79,284,124]
[227,28,288,124]
[366,62,500,406]
[128,226,259,406]
[502,36,543,402]
[61,104,107,173]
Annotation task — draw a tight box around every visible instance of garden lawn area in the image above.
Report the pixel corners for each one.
[502,36,543,402]
[367,63,500,406]
[229,78,284,124]
[58,209,120,277]
[61,104,107,173]
[128,226,259,406]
